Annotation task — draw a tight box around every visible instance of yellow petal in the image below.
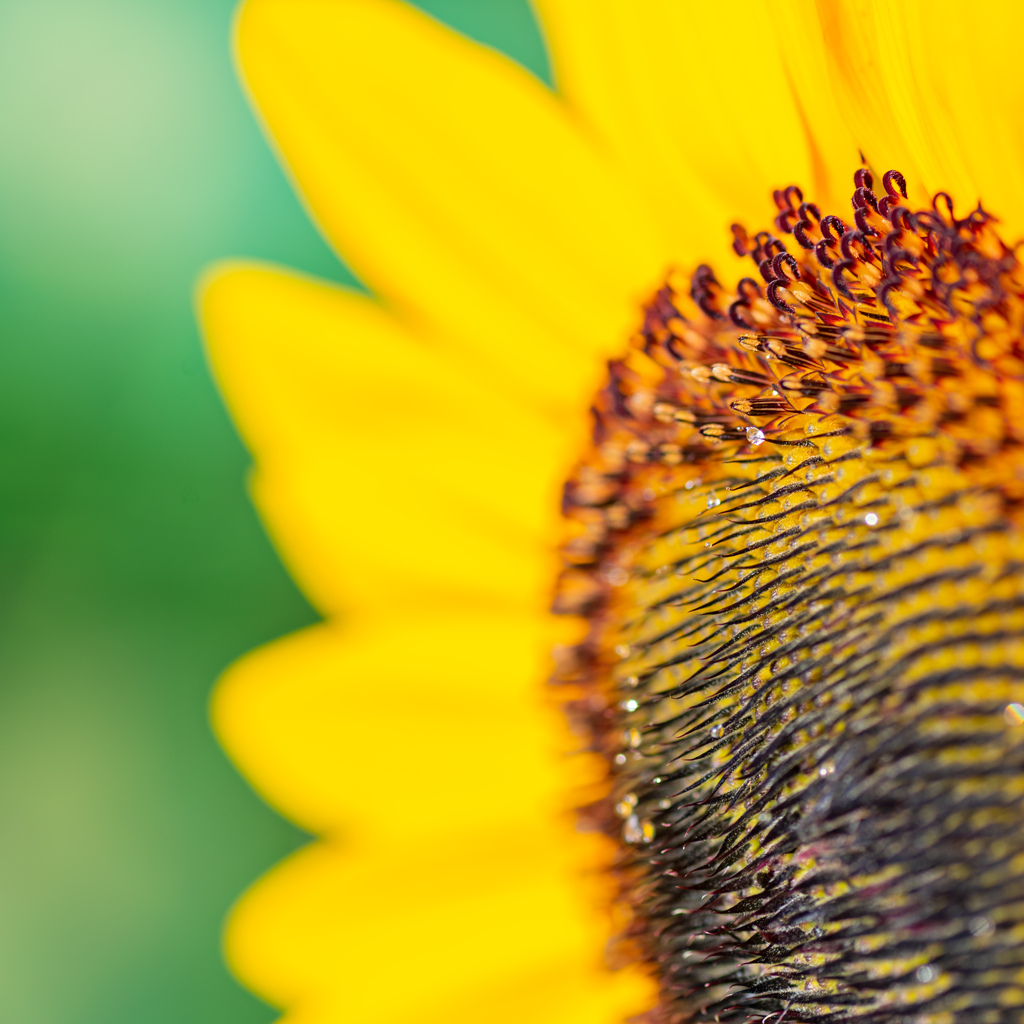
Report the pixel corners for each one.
[234,0,667,400]
[212,612,572,843]
[761,0,861,209]
[216,612,655,1021]
[535,0,838,266]
[227,839,655,1024]
[786,0,1024,236]
[201,263,577,617]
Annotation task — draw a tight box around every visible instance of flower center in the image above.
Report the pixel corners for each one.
[556,170,1024,1020]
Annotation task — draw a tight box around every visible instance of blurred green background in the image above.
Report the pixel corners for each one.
[0,1,546,1021]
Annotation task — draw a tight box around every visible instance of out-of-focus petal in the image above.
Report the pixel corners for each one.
[213,613,570,842]
[215,614,654,1022]
[227,839,654,1024]
[235,0,669,406]
[201,263,578,618]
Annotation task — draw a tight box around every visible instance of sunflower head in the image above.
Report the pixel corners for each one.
[556,170,1024,1021]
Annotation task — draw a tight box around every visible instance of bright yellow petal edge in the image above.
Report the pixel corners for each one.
[198,0,1024,1021]
[200,262,658,1023]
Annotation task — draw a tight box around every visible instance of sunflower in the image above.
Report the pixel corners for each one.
[199,2,1024,1022]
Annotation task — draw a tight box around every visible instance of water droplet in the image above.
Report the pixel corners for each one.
[746,426,765,446]
[614,644,631,658]
[614,753,627,765]
[605,566,629,586]
[864,512,879,526]
[625,675,639,688]
[818,762,835,778]
[615,793,637,818]
[706,493,722,510]
[710,724,723,739]
[915,964,936,984]
[641,819,655,843]
[658,798,671,810]
[621,698,639,712]
[623,814,643,843]
[1005,702,1024,726]
[970,915,994,937]
[625,727,642,749]
[642,487,656,501]
[805,422,817,435]
[652,777,662,784]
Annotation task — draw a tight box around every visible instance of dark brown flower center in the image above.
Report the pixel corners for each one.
[555,169,1024,1022]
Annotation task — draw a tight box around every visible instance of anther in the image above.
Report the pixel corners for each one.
[852,186,879,213]
[731,223,751,257]
[819,215,847,244]
[840,229,870,262]
[883,169,908,199]
[792,202,822,250]
[854,207,879,236]
[933,191,957,225]
[766,280,796,314]
[853,167,874,191]
[728,300,754,329]
[831,258,857,299]
[888,205,912,231]
[771,252,800,282]
[690,264,726,321]
[814,239,837,269]
[800,202,820,221]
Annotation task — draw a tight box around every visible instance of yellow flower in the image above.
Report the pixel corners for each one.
[199,2,1024,1022]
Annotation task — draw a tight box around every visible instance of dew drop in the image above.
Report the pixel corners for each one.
[605,566,629,586]
[710,724,723,739]
[623,815,643,844]
[1005,702,1024,726]
[916,965,936,984]
[746,426,766,446]
[615,793,637,818]
[621,698,639,712]
[614,644,631,658]
[706,493,722,510]
[970,915,994,937]
[864,512,879,526]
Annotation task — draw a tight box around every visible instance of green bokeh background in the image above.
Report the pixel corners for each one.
[0,1,546,1021]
